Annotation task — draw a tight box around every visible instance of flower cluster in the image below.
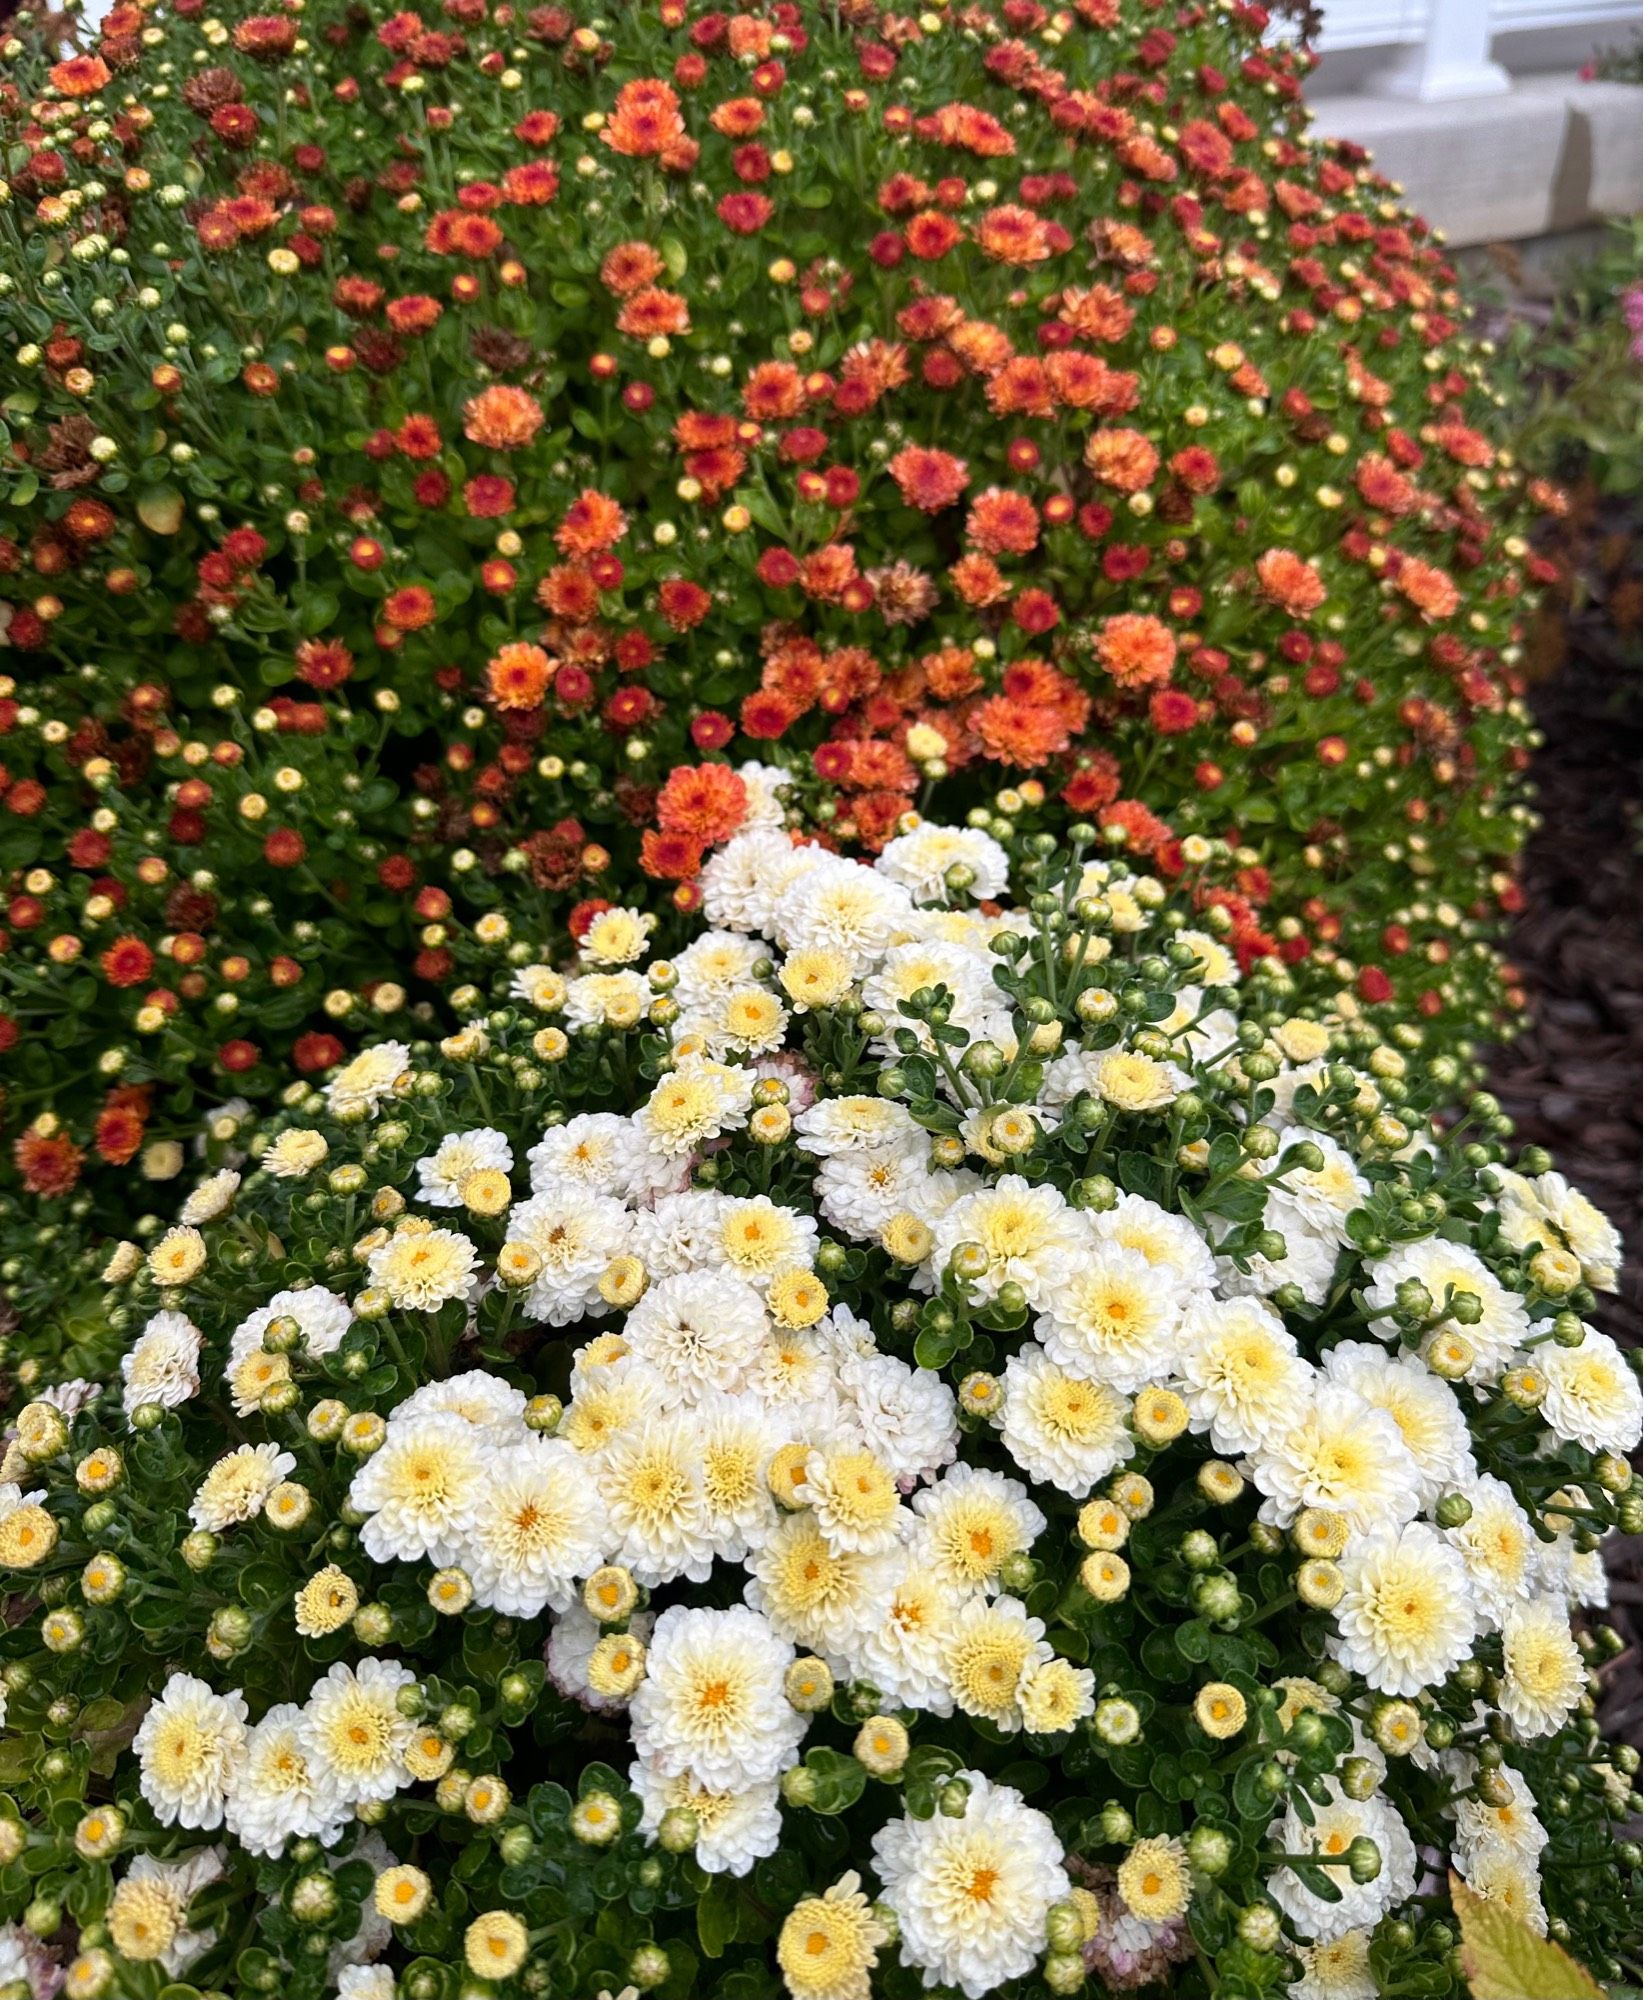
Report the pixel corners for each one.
[0,0,1557,1230]
[0,824,1635,2000]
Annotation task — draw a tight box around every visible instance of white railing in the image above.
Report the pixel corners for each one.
[1313,0,1637,97]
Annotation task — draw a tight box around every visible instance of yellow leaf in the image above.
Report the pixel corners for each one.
[1451,1871,1605,2000]
[136,488,185,536]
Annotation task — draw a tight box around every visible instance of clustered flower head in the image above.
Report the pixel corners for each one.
[0,818,1635,2000]
[0,0,1559,1247]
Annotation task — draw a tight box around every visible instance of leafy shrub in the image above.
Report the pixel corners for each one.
[0,822,1636,2000]
[0,0,1554,1236]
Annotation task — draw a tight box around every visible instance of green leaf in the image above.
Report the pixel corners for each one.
[697,1875,737,1960]
[1450,1872,1604,2000]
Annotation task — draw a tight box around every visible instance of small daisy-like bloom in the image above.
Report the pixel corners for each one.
[855,1550,968,1715]
[465,1911,529,1981]
[0,1486,56,1570]
[776,1871,888,2000]
[1322,1343,1474,1510]
[746,1511,897,1661]
[225,1702,346,1858]
[1290,1928,1378,2000]
[1453,1765,1548,1872]
[1330,1522,1477,1696]
[374,1865,433,1925]
[1252,1382,1423,1534]
[930,1175,1084,1309]
[912,1463,1046,1595]
[179,1169,240,1225]
[1018,1657,1095,1735]
[349,1413,484,1568]
[415,1128,514,1208]
[294,1565,359,1638]
[300,1657,417,1806]
[587,1632,648,1701]
[629,1605,805,1794]
[367,1222,480,1311]
[1499,1169,1623,1289]
[1034,1241,1181,1393]
[460,1436,606,1617]
[263,1128,329,1177]
[999,1345,1131,1497]
[1194,1682,1247,1739]
[1497,1597,1584,1739]
[769,1269,829,1329]
[1117,1835,1192,1922]
[1267,1781,1418,1942]
[1538,1329,1643,1454]
[1176,1298,1313,1456]
[638,1058,756,1157]
[107,1849,226,1972]
[1444,1472,1536,1630]
[623,1269,770,1403]
[798,1448,904,1555]
[716,1196,821,1282]
[118,1319,207,1424]
[134,1672,249,1830]
[598,1413,717,1588]
[324,1042,411,1118]
[871,1772,1071,2000]
[190,1443,296,1532]
[147,1225,207,1288]
[464,383,544,448]
[942,1594,1050,1730]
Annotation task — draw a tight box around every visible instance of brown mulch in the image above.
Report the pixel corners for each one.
[1485,533,1641,1750]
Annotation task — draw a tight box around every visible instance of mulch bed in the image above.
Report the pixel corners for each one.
[1486,515,1642,1749]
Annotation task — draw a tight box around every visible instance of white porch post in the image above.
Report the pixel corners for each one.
[1363,0,1511,100]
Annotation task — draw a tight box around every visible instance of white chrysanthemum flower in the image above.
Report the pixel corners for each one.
[509,963,567,1012]
[876,823,1009,903]
[1252,1383,1424,1533]
[630,1605,806,1793]
[630,1758,784,1878]
[349,1413,485,1567]
[1175,1297,1314,1456]
[861,940,1001,1057]
[745,1327,845,1437]
[579,904,657,967]
[106,1847,227,1976]
[1497,1598,1584,1739]
[1089,1046,1190,1113]
[815,1146,962,1240]
[392,1369,528,1441]
[263,1127,330,1178]
[670,930,768,1011]
[1459,1847,1549,1937]
[528,1113,680,1203]
[121,1310,204,1419]
[337,1968,396,2000]
[1538,1329,1643,1455]
[911,1464,1046,1596]
[929,1176,1084,1309]
[696,1392,782,1560]
[999,1345,1131,1497]
[849,1547,967,1716]
[1362,1241,1530,1383]
[509,1186,632,1326]
[700,829,818,934]
[179,1168,241,1226]
[300,1658,417,1806]
[623,1270,770,1404]
[134,1673,248,1831]
[546,1604,656,1715]
[798,1447,906,1556]
[712,1196,820,1283]
[224,1702,347,1858]
[414,1128,514,1207]
[563,969,649,1031]
[190,1442,296,1532]
[775,854,913,962]
[871,1772,1071,2000]
[1089,1192,1218,1295]
[1497,1169,1622,1290]
[637,1058,756,1158]
[1446,1473,1539,1631]
[835,1339,959,1485]
[793,1096,925,1158]
[1321,1342,1475,1509]
[460,1437,608,1618]
[1267,1126,1370,1244]
[1289,1929,1378,2000]
[1453,1764,1548,1875]
[367,1224,480,1311]
[627,1189,728,1277]
[942,1593,1051,1731]
[1267,1781,1418,1942]
[745,1510,900,1664]
[733,759,793,832]
[324,1041,410,1117]
[1035,1240,1183,1394]
[1330,1522,1477,1695]
[560,1368,668,1458]
[1217,1201,1343,1308]
[228,1287,352,1373]
[597,1414,716,1587]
